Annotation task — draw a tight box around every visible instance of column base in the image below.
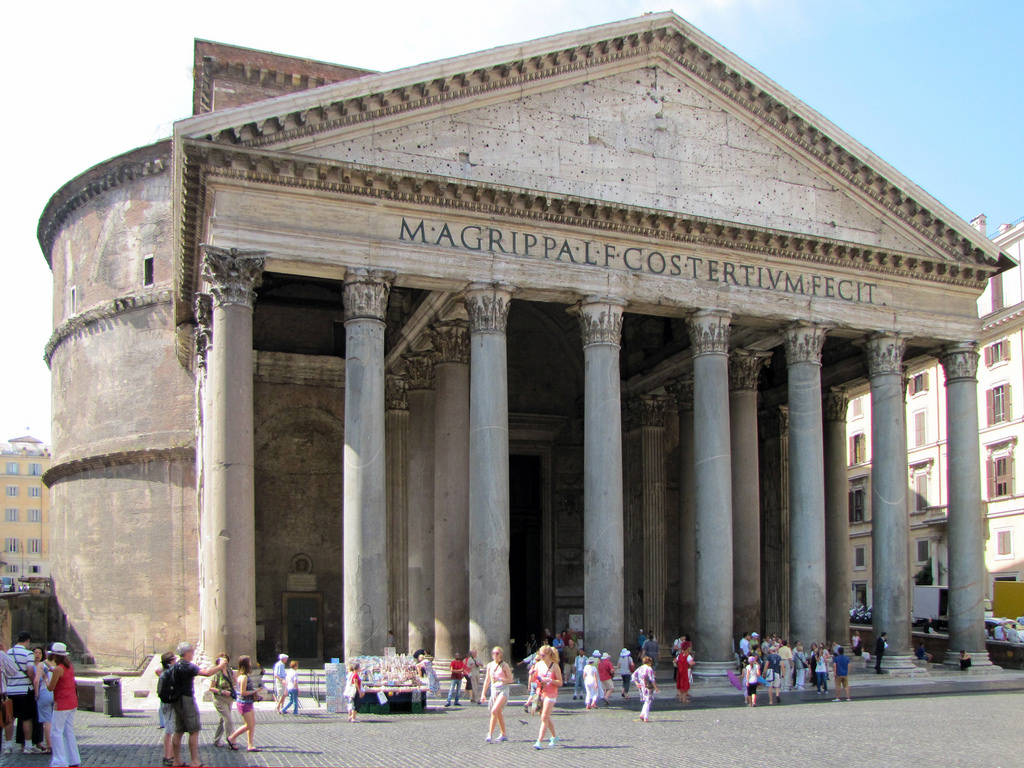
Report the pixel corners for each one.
[943,650,996,671]
[877,654,925,676]
[692,660,735,678]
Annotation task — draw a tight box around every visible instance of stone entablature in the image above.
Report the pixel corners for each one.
[178,14,1001,273]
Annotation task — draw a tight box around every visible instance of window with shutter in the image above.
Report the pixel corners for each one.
[913,411,927,446]
[991,273,1004,312]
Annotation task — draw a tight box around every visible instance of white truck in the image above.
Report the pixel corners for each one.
[912,585,948,629]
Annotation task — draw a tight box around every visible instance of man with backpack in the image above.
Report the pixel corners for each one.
[158,643,226,768]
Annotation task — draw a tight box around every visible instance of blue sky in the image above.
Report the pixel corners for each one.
[2,0,1021,442]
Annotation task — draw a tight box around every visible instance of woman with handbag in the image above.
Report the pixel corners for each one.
[226,656,263,752]
[209,654,235,747]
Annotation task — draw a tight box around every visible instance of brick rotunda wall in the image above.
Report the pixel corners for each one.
[41,141,199,666]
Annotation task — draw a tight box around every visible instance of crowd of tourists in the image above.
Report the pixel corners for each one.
[0,622,982,763]
[0,631,79,766]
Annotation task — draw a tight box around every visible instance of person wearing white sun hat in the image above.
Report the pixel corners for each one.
[46,643,79,768]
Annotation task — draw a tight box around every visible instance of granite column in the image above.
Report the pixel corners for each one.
[579,297,626,656]
[638,395,668,652]
[784,322,828,645]
[386,374,409,652]
[729,349,769,636]
[342,269,392,657]
[200,246,264,659]
[823,388,851,645]
[431,320,471,658]
[866,333,913,668]
[466,284,514,659]
[666,377,696,634]
[404,353,436,654]
[940,343,993,668]
[688,309,733,675]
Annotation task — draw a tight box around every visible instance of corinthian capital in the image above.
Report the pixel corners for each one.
[636,394,669,427]
[200,246,265,308]
[402,351,436,391]
[687,309,731,356]
[465,283,515,335]
[430,320,469,364]
[823,387,849,422]
[865,333,906,378]
[344,269,393,322]
[940,342,979,383]
[664,376,694,411]
[385,374,408,411]
[576,297,626,347]
[784,322,828,365]
[729,349,771,391]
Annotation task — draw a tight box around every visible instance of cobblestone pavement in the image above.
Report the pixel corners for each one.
[3,677,1022,768]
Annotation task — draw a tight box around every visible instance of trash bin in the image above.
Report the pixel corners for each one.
[102,676,122,717]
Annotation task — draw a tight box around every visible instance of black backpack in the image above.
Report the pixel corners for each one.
[157,666,181,703]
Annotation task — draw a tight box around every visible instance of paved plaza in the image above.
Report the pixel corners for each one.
[2,675,1022,768]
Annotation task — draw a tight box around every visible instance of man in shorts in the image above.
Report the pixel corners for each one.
[832,646,852,701]
[169,643,226,768]
[6,632,43,754]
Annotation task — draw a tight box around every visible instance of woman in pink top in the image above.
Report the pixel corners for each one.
[46,642,79,768]
[532,645,562,750]
[481,646,513,743]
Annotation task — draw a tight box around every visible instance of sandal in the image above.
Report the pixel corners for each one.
[226,739,239,751]
[162,760,173,767]
[247,747,262,752]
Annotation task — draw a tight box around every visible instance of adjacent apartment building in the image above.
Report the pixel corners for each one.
[846,214,1024,610]
[0,436,52,585]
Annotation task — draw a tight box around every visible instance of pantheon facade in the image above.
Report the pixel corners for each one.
[38,14,1009,672]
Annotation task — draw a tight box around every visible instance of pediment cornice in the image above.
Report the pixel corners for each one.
[175,139,997,325]
[175,13,1007,273]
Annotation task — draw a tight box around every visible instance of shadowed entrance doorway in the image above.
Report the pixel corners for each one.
[509,454,543,657]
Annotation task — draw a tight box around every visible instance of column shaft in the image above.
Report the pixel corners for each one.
[386,375,409,652]
[579,298,626,656]
[200,248,263,660]
[866,334,913,664]
[785,323,828,645]
[729,350,768,636]
[823,388,851,645]
[467,285,513,658]
[689,310,734,673]
[405,354,436,654]
[941,344,992,666]
[343,270,392,657]
[639,396,668,651]
[432,321,470,658]
[674,380,697,634]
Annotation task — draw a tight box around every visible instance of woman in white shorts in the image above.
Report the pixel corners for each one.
[481,646,512,743]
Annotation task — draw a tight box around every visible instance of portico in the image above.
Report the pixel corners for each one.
[176,13,1005,672]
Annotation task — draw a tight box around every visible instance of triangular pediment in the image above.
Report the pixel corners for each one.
[294,67,929,257]
[175,12,1006,269]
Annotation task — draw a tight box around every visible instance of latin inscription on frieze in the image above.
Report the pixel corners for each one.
[399,217,882,305]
